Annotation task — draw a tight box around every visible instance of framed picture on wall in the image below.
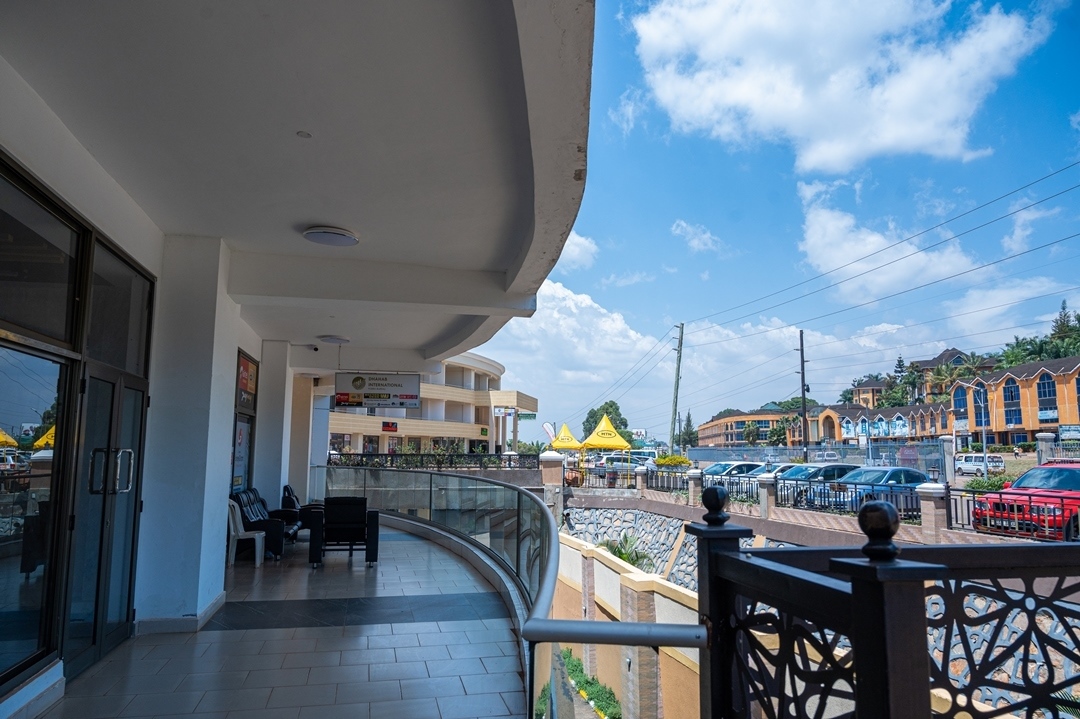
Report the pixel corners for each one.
[233,351,258,490]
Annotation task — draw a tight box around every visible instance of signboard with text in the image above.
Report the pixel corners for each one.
[335,373,421,409]
[518,412,537,421]
[1060,425,1080,440]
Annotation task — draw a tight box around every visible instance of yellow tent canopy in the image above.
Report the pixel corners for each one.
[0,427,17,448]
[33,425,54,449]
[550,424,582,450]
[581,414,631,450]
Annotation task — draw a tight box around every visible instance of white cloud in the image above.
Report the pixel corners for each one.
[1001,198,1060,254]
[555,230,599,274]
[700,270,710,281]
[940,277,1065,337]
[662,264,679,274]
[671,219,730,254]
[1071,110,1080,133]
[601,271,655,288]
[609,87,647,136]
[632,0,1053,173]
[798,181,978,303]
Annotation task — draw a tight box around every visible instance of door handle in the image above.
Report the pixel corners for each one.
[115,449,135,493]
[89,448,108,495]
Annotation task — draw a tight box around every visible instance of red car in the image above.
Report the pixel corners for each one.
[972,461,1080,541]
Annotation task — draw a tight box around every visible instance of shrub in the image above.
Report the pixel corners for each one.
[561,648,622,719]
[963,476,1008,491]
[534,682,550,719]
[597,533,654,572]
[1019,442,1037,452]
[655,454,691,467]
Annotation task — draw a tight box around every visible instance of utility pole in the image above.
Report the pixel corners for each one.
[669,323,685,455]
[799,329,809,462]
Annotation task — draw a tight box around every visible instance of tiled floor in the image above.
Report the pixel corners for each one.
[44,529,527,719]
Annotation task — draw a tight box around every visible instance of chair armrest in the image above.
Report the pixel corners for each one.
[298,505,323,525]
[269,508,299,524]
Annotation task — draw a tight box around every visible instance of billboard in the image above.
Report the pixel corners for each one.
[335,373,421,408]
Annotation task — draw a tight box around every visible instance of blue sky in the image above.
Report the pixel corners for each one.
[480,0,1080,445]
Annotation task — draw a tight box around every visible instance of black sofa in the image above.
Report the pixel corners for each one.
[308,496,379,567]
[231,487,302,559]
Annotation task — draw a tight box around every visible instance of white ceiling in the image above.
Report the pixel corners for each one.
[0,0,593,372]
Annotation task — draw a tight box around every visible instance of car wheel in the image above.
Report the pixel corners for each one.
[1066,516,1079,542]
[975,468,983,477]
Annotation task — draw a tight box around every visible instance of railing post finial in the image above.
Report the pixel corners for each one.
[858,500,900,562]
[701,486,730,526]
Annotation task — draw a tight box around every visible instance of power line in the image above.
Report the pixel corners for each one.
[685,160,1080,330]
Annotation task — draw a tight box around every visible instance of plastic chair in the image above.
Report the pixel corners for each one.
[227,500,265,567]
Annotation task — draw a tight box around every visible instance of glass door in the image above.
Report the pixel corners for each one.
[62,365,147,677]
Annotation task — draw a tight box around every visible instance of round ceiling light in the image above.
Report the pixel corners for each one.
[303,226,359,246]
[317,335,350,344]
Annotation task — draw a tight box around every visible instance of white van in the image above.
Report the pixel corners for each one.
[955,453,1005,476]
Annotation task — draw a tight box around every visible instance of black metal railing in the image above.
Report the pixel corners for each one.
[328,452,539,470]
[692,487,1080,718]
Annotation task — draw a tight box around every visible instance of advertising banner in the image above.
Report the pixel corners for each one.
[1039,409,1059,422]
[1060,425,1080,440]
[335,373,420,408]
[518,412,537,421]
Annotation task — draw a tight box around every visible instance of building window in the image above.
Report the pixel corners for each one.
[940,411,947,430]
[1037,372,1058,424]
[1003,378,1020,402]
[973,383,989,428]
[953,387,968,421]
[1005,408,1023,426]
[1003,378,1021,427]
[1011,432,1029,445]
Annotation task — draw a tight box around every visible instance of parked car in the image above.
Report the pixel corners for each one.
[747,463,797,480]
[704,461,763,478]
[809,467,929,514]
[955,453,1005,477]
[812,451,839,462]
[972,462,1080,540]
[775,463,860,506]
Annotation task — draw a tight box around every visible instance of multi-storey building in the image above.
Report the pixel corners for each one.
[850,378,886,408]
[813,402,951,444]
[697,403,804,447]
[913,347,997,399]
[327,352,536,454]
[949,356,1080,447]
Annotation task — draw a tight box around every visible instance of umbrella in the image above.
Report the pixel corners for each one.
[0,427,17,448]
[551,424,582,450]
[33,425,54,449]
[582,415,631,450]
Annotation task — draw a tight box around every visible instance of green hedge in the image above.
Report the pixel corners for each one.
[562,648,622,719]
[655,454,691,467]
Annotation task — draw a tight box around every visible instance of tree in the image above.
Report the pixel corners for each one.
[743,421,760,446]
[903,361,923,403]
[517,440,547,455]
[677,412,699,449]
[583,401,629,437]
[1050,300,1079,341]
[838,388,854,403]
[766,421,789,446]
[772,397,820,412]
[710,408,740,421]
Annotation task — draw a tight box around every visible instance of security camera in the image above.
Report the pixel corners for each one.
[312,345,319,352]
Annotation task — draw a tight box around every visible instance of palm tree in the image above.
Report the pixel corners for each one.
[928,363,962,397]
[959,351,989,379]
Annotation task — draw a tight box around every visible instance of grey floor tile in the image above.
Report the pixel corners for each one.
[155,655,227,675]
[281,650,341,668]
[200,641,266,657]
[195,687,272,713]
[466,629,517,644]
[142,643,210,660]
[417,630,468,646]
[393,621,441,634]
[94,659,169,678]
[304,664,370,686]
[448,642,506,659]
[426,657,488,677]
[313,636,368,652]
[369,661,429,682]
[242,667,311,688]
[340,648,395,666]
[242,628,296,641]
[220,653,287,672]
[399,676,466,700]
[366,633,419,649]
[299,703,370,719]
[119,690,204,716]
[292,626,345,640]
[481,655,523,674]
[106,673,184,696]
[223,708,300,719]
[369,697,441,719]
[266,683,337,708]
[438,692,511,719]
[177,671,251,692]
[260,639,317,655]
[463,672,526,694]
[336,679,402,705]
[41,694,134,719]
[502,691,527,714]
[394,645,450,663]
[134,633,192,646]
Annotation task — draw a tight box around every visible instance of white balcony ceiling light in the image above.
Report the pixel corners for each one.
[317,335,350,345]
[303,226,359,247]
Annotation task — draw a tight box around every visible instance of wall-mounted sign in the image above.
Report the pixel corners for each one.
[518,412,537,421]
[381,421,398,433]
[480,427,488,437]
[493,407,516,418]
[335,373,420,408]
[237,353,258,414]
[1060,425,1080,440]
[1039,409,1059,421]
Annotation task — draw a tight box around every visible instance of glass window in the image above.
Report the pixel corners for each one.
[0,174,79,342]
[953,387,967,413]
[941,411,947,430]
[973,383,989,428]
[0,346,62,677]
[1037,373,1057,399]
[87,244,152,376]
[1037,373,1058,424]
[1003,378,1020,403]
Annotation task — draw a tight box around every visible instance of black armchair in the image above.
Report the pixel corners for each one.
[231,488,302,559]
[310,496,379,566]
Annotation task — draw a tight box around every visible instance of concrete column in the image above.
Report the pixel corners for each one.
[462,368,475,390]
[137,236,238,629]
[310,394,331,466]
[620,575,660,719]
[942,435,955,487]
[634,465,648,493]
[916,482,948,544]
[758,477,776,519]
[1037,432,1055,465]
[687,468,702,507]
[581,548,598,677]
[252,339,292,505]
[288,376,313,503]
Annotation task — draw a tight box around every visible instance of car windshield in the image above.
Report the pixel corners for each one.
[705,463,734,474]
[780,465,817,479]
[1012,467,1080,491]
[842,469,891,484]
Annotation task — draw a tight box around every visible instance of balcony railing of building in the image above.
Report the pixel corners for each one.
[312,465,1080,717]
[327,452,540,470]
